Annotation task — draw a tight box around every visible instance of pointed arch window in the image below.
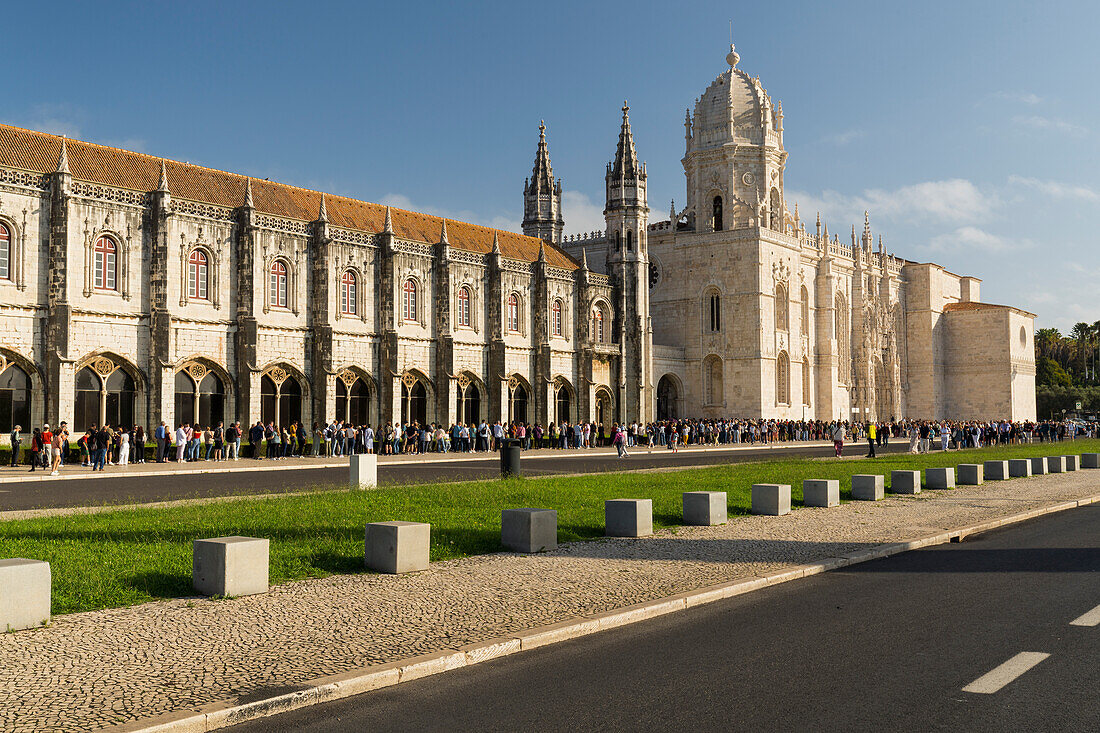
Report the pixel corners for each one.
[707,291,721,333]
[341,270,357,315]
[775,283,789,331]
[776,351,791,405]
[593,305,606,343]
[551,299,563,337]
[457,286,471,327]
[712,196,723,231]
[626,230,634,252]
[94,236,117,291]
[188,249,209,300]
[0,223,10,281]
[800,285,810,337]
[269,260,288,308]
[507,293,520,332]
[403,279,418,322]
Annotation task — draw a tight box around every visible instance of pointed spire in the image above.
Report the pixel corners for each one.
[815,211,821,236]
[491,231,501,254]
[537,239,546,263]
[244,177,254,207]
[439,218,448,244]
[670,199,676,222]
[581,247,589,270]
[156,160,170,192]
[851,224,857,247]
[383,206,393,233]
[610,101,640,180]
[318,193,328,222]
[528,120,555,195]
[863,210,872,249]
[55,137,70,174]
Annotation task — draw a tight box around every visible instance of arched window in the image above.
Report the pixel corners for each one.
[0,223,11,282]
[336,375,370,424]
[75,364,136,430]
[402,279,418,322]
[703,355,723,405]
[551,299,563,337]
[260,371,302,427]
[707,291,721,332]
[800,285,810,337]
[340,270,357,315]
[456,380,481,424]
[769,188,781,231]
[269,260,288,308]
[775,283,789,331]
[509,382,529,424]
[803,359,812,405]
[457,286,471,327]
[188,249,209,301]
[174,368,225,427]
[776,351,790,405]
[0,362,31,432]
[401,379,427,425]
[626,230,634,252]
[836,293,850,385]
[712,196,723,231]
[593,306,606,343]
[555,384,571,422]
[507,293,520,332]
[94,236,117,291]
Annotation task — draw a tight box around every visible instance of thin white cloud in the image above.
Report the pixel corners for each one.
[820,129,865,146]
[989,91,1042,106]
[1012,115,1088,136]
[789,179,997,231]
[562,190,606,235]
[924,226,1015,253]
[1008,175,1100,203]
[379,193,521,234]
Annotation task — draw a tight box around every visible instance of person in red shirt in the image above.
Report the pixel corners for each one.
[40,424,53,471]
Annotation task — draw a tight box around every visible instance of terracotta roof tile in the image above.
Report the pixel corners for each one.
[943,301,1036,317]
[0,124,579,270]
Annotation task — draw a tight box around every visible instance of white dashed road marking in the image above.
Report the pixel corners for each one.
[1069,602,1100,627]
[962,652,1051,694]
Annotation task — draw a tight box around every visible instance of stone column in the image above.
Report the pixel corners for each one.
[44,158,72,426]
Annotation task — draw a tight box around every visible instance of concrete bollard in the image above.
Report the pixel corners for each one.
[193,537,269,597]
[957,464,984,485]
[983,460,1009,480]
[365,521,430,573]
[605,499,653,537]
[683,491,727,526]
[1046,456,1065,474]
[1081,453,1100,469]
[1063,455,1079,471]
[851,474,884,501]
[501,509,557,553]
[0,559,51,631]
[751,484,791,516]
[802,479,840,508]
[1008,459,1032,477]
[349,453,378,488]
[890,470,921,494]
[925,467,956,489]
[1030,456,1048,475]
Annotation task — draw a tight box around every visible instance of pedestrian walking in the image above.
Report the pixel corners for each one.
[9,424,21,467]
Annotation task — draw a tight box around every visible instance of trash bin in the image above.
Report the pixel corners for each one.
[500,439,522,477]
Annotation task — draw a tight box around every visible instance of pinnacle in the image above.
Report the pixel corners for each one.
[244,177,254,207]
[55,137,69,174]
[157,160,169,193]
[318,192,328,222]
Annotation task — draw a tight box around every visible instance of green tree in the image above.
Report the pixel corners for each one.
[1037,356,1073,388]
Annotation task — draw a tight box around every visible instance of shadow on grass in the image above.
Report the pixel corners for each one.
[124,570,192,598]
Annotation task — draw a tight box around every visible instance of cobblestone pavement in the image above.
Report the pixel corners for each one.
[2,471,1098,732]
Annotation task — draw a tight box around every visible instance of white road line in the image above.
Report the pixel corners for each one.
[1069,602,1100,627]
[962,652,1051,694]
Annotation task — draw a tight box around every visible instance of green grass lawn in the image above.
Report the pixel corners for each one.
[3,439,1097,616]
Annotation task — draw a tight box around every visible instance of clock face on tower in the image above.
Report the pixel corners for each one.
[648,262,660,289]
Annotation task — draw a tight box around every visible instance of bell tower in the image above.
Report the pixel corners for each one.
[521,121,564,244]
[605,102,652,422]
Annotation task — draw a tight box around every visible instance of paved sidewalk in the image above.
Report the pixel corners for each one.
[2,470,1097,732]
[0,440,836,484]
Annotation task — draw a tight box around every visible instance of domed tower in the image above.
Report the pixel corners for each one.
[521,121,564,245]
[605,102,652,422]
[682,42,787,233]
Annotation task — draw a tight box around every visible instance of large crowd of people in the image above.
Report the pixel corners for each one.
[6,416,1091,473]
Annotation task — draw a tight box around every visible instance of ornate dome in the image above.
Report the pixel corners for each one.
[687,44,778,151]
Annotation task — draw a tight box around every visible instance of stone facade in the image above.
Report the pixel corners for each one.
[560,43,1036,422]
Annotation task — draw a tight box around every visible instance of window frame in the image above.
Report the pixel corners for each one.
[340,270,357,316]
[187,249,209,301]
[94,236,118,291]
[402,278,418,322]
[551,299,563,337]
[457,286,471,327]
[507,293,520,333]
[269,260,289,309]
[0,222,10,282]
[593,305,606,343]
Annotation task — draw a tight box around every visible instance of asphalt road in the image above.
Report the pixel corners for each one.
[229,505,1100,733]
[0,441,911,511]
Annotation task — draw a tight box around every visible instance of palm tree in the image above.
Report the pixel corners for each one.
[1072,322,1090,382]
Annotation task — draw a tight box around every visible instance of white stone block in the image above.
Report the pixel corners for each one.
[851,474,884,501]
[1046,456,1065,473]
[983,460,1009,480]
[193,537,269,597]
[0,559,50,632]
[1063,455,1079,471]
[365,521,430,573]
[501,508,557,553]
[925,467,955,489]
[1081,453,1100,469]
[890,470,921,494]
[1030,456,1048,475]
[682,491,727,526]
[802,479,839,508]
[957,464,984,485]
[751,484,791,516]
[349,453,377,488]
[605,499,653,537]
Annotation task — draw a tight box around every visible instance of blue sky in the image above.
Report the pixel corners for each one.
[4,0,1097,330]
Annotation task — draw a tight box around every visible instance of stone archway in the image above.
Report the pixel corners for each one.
[656,374,681,420]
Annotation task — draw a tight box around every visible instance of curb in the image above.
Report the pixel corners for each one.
[104,491,1100,733]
